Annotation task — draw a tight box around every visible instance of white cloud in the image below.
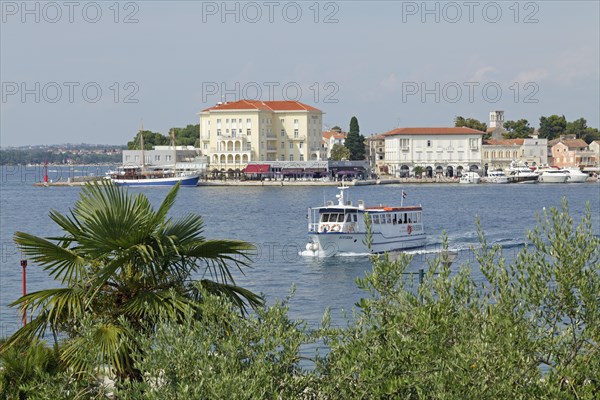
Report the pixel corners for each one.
[513,68,549,83]
[468,66,496,82]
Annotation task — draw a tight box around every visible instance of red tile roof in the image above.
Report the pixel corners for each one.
[323,130,347,140]
[382,127,486,136]
[202,100,320,112]
[554,139,589,149]
[483,139,525,146]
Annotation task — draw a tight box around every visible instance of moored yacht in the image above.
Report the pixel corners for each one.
[508,162,539,183]
[459,171,481,184]
[484,170,510,184]
[562,168,588,183]
[537,168,569,183]
[305,186,426,256]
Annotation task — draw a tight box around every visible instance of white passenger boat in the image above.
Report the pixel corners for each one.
[459,171,481,184]
[538,168,569,183]
[562,168,588,183]
[305,186,426,256]
[484,170,510,184]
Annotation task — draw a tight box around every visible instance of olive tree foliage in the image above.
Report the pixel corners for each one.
[316,199,599,399]
[118,288,317,399]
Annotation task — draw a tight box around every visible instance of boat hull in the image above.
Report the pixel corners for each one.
[538,174,568,183]
[566,174,588,183]
[307,231,426,256]
[111,175,200,187]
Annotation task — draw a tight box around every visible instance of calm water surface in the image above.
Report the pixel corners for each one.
[1,166,599,337]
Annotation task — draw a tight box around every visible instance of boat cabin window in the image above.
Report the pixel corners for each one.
[337,214,344,223]
[372,215,380,224]
[386,214,392,224]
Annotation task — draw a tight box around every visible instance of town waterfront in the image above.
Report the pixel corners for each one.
[1,166,599,338]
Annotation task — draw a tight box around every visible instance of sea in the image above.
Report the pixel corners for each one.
[1,165,599,339]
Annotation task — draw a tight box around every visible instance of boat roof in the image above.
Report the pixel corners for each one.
[314,205,422,212]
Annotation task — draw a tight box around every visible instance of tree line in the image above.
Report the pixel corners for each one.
[0,149,122,165]
[127,124,200,150]
[455,115,600,142]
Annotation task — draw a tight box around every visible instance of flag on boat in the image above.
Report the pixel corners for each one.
[402,191,407,199]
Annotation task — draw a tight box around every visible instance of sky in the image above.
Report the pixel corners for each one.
[1,1,599,146]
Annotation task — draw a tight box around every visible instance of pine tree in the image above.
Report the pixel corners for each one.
[345,116,365,160]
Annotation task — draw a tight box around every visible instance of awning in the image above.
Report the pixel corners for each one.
[243,164,271,173]
[281,168,303,174]
[304,168,327,173]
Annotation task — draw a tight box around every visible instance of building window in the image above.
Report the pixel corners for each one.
[289,155,294,161]
[246,142,251,151]
[166,155,172,161]
[125,155,130,161]
[427,140,432,147]
[299,142,303,149]
[226,129,229,134]
[231,129,236,137]
[155,155,160,161]
[300,154,304,161]
[281,142,284,149]
[281,154,284,160]
[294,129,299,138]
[289,142,293,149]
[281,129,285,137]
[247,129,251,135]
[217,129,221,136]
[135,155,139,162]
[203,143,208,150]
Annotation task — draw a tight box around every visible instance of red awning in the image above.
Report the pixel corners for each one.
[243,164,271,173]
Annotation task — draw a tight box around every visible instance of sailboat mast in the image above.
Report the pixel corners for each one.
[171,128,176,174]
[140,124,145,169]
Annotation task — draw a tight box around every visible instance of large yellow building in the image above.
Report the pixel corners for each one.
[199,100,323,169]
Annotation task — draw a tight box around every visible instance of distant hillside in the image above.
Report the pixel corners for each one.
[0,145,124,165]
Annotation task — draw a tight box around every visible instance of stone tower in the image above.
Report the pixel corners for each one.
[489,110,504,129]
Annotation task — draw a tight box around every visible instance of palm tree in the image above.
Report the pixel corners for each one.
[1,182,262,379]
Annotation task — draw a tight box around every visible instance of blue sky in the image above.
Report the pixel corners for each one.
[1,1,598,146]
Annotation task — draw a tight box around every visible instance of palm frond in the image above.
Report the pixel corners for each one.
[14,232,86,285]
[9,287,88,327]
[193,279,264,313]
[151,182,180,227]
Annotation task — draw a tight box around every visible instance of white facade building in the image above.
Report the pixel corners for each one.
[383,127,485,177]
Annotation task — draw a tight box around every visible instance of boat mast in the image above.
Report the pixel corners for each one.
[140,123,145,170]
[171,128,176,175]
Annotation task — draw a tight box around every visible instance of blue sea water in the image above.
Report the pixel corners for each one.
[1,165,599,338]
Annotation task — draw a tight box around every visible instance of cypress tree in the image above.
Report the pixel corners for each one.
[345,116,365,160]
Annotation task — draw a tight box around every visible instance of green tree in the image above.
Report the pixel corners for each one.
[412,165,424,178]
[0,339,61,400]
[2,182,262,380]
[566,117,587,138]
[344,116,365,160]
[539,115,567,140]
[582,127,600,144]
[127,130,169,150]
[502,119,535,138]
[454,116,487,132]
[330,143,350,161]
[173,124,200,147]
